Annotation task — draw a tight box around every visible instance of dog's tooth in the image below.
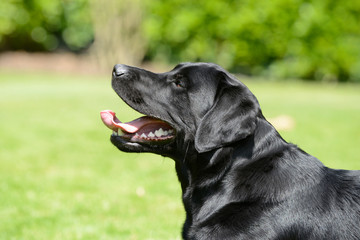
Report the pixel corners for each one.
[154,128,171,137]
[159,128,165,135]
[148,132,155,138]
[113,128,124,136]
[168,129,174,134]
[118,129,124,136]
[135,133,139,137]
[141,133,147,138]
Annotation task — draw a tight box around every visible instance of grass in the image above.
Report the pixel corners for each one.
[0,70,359,239]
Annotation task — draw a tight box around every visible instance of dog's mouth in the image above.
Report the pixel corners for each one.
[100,110,176,145]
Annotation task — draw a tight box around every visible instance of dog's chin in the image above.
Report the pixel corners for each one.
[110,135,175,154]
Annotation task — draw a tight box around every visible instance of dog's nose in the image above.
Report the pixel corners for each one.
[113,64,128,77]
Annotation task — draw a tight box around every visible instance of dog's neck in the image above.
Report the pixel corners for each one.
[172,115,324,224]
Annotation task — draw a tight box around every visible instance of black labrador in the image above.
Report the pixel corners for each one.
[100,62,360,239]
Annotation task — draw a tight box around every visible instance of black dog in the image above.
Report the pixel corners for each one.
[100,63,360,239]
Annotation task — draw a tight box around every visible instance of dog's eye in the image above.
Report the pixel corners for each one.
[172,74,186,88]
[174,80,184,88]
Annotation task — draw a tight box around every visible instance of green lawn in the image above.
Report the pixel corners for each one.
[0,70,359,240]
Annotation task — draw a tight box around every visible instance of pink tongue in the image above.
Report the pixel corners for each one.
[100,110,140,133]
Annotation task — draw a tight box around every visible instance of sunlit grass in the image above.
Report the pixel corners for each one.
[0,71,359,239]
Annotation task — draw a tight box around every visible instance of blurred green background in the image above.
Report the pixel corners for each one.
[1,0,360,81]
[0,0,360,239]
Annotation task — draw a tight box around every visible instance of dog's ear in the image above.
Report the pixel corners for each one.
[195,73,260,153]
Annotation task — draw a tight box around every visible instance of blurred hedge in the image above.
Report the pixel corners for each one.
[1,0,360,82]
[0,0,93,51]
[143,0,360,82]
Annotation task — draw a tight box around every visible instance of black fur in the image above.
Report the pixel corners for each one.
[109,62,360,239]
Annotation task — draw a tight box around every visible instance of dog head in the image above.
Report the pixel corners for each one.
[101,63,260,156]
